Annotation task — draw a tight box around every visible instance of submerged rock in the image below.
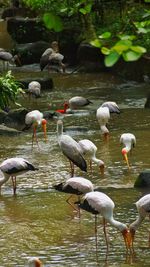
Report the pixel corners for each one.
[134,170,150,187]
[18,77,53,91]
[0,124,21,135]
[4,108,29,131]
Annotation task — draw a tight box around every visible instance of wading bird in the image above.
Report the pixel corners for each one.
[120,133,136,169]
[129,193,150,249]
[78,139,104,175]
[96,106,110,141]
[0,157,38,194]
[57,120,87,176]
[0,48,21,71]
[25,110,47,147]
[76,191,131,250]
[28,257,42,267]
[54,177,94,215]
[28,81,41,98]
[68,96,92,110]
[96,101,120,141]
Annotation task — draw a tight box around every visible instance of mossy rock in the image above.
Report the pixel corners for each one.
[134,170,150,187]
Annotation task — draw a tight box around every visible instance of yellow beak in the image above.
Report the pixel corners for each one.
[124,153,130,169]
[42,123,47,142]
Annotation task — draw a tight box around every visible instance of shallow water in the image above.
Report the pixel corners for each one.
[0,71,150,266]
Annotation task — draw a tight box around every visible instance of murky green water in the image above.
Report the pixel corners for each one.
[0,71,150,266]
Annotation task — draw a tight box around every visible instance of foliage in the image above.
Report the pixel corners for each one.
[0,71,23,111]
[22,0,150,66]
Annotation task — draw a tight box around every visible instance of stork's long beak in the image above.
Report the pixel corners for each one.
[122,229,132,249]
[123,153,130,169]
[99,165,104,175]
[42,120,47,142]
[104,132,109,141]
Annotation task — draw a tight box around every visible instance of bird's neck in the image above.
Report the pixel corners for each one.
[91,156,102,166]
[0,172,10,186]
[124,145,131,153]
[108,217,127,232]
[129,215,145,231]
[57,122,63,138]
[100,125,109,134]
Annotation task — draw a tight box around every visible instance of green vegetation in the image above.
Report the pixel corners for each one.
[0,71,23,111]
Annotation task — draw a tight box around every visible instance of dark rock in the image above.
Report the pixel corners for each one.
[145,92,150,108]
[7,17,53,43]
[134,170,150,187]
[4,108,29,131]
[0,110,7,124]
[1,7,35,20]
[13,41,50,65]
[0,124,21,135]
[18,77,53,90]
[76,43,105,72]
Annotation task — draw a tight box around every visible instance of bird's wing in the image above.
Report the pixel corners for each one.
[0,158,37,174]
[101,101,120,114]
[59,136,87,172]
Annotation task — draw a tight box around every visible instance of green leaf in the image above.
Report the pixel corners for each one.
[131,46,147,53]
[113,40,132,53]
[99,32,111,39]
[122,51,142,61]
[101,47,110,55]
[104,51,120,67]
[43,13,63,32]
[118,34,136,41]
[79,4,92,14]
[90,39,101,48]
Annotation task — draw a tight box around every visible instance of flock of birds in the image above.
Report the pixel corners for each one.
[0,93,149,266]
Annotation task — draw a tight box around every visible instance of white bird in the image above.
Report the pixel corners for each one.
[101,101,120,114]
[0,48,21,70]
[28,81,41,98]
[96,106,110,141]
[68,96,93,110]
[129,193,150,248]
[25,110,47,147]
[78,139,104,175]
[28,257,42,267]
[0,157,38,194]
[57,120,87,176]
[120,133,136,169]
[54,177,94,214]
[76,191,131,250]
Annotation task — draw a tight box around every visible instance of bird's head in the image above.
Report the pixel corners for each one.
[121,227,132,249]
[121,148,130,169]
[41,119,47,141]
[28,257,42,267]
[64,101,69,111]
[98,161,105,175]
[103,132,109,141]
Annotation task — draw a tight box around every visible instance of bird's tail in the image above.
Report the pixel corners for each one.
[53,183,63,192]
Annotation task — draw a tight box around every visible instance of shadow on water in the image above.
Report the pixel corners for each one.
[0,71,150,266]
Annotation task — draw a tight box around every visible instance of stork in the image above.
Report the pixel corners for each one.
[120,133,136,169]
[0,157,38,194]
[57,119,87,176]
[28,81,41,98]
[28,257,42,267]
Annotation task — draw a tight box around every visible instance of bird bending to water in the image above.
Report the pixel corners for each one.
[68,96,92,110]
[28,81,41,98]
[129,193,150,248]
[28,257,42,267]
[25,110,47,147]
[78,139,104,175]
[0,48,21,70]
[96,106,110,141]
[120,133,136,169]
[54,177,94,214]
[76,191,131,250]
[57,120,87,176]
[0,157,38,194]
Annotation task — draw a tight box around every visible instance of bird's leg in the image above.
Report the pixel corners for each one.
[11,176,16,195]
[103,218,109,251]
[32,125,40,149]
[66,195,79,212]
[69,160,74,177]
[95,215,98,250]
[149,215,150,248]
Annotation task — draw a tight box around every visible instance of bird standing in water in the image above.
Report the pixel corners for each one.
[0,157,38,195]
[28,257,42,267]
[25,110,47,148]
[78,139,105,175]
[76,191,131,250]
[57,120,87,176]
[28,81,41,98]
[54,176,94,216]
[120,133,136,169]
[129,193,150,249]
